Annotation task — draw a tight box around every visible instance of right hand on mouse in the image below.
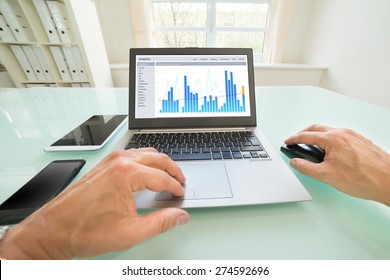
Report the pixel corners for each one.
[284,124,390,206]
[0,148,189,259]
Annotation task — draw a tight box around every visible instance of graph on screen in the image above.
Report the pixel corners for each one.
[155,65,250,117]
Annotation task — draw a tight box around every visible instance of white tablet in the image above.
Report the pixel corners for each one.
[44,115,127,152]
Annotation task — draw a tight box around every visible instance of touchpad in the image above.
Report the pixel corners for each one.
[155,163,233,201]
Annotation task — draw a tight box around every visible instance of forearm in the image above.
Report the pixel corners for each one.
[0,207,70,259]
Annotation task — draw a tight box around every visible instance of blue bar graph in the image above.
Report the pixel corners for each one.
[159,71,246,113]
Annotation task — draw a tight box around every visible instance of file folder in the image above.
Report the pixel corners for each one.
[31,45,54,81]
[22,45,46,81]
[0,0,34,42]
[71,46,88,80]
[0,13,16,41]
[10,45,37,81]
[62,46,80,80]
[47,0,72,43]
[32,0,61,43]
[49,46,71,80]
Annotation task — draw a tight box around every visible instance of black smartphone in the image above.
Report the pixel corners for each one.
[0,159,86,225]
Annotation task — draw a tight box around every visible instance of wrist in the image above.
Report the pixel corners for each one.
[0,206,71,259]
[366,151,390,206]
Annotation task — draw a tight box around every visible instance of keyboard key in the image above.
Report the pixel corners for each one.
[232,152,243,159]
[222,152,232,159]
[250,152,260,158]
[126,143,138,149]
[240,146,263,152]
[212,153,223,160]
[248,137,261,146]
[230,147,240,152]
[168,153,212,161]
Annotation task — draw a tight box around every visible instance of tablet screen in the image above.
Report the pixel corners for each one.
[45,115,127,151]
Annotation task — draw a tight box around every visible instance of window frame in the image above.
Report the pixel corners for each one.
[151,0,270,61]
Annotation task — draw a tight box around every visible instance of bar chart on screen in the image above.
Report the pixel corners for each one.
[155,65,251,118]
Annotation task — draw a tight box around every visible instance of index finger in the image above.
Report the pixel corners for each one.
[133,151,186,185]
[284,131,328,150]
[97,149,186,184]
[127,163,185,196]
[297,124,332,133]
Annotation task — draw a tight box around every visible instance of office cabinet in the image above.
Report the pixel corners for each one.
[0,0,113,87]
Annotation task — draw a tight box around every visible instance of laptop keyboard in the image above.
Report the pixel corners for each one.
[125,131,269,161]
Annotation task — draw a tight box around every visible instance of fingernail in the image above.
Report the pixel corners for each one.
[290,159,297,169]
[176,215,189,226]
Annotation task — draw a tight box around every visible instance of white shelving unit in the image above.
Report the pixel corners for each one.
[0,0,113,87]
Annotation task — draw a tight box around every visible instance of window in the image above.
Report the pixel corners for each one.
[151,0,270,61]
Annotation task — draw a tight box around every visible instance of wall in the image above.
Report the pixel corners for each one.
[299,0,390,108]
[91,0,134,64]
[0,72,15,87]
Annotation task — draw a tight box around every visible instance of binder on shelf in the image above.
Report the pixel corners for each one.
[49,46,71,81]
[47,0,72,43]
[62,46,80,81]
[0,13,16,41]
[10,45,37,81]
[0,0,34,42]
[32,0,61,43]
[26,83,50,88]
[21,45,46,81]
[71,46,88,80]
[31,45,54,81]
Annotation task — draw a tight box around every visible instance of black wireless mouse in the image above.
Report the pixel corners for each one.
[280,144,325,163]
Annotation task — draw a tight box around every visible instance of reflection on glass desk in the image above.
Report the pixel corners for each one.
[0,86,389,259]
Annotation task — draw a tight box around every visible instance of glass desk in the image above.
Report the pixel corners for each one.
[0,86,389,259]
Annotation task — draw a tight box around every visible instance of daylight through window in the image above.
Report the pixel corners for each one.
[152,0,269,60]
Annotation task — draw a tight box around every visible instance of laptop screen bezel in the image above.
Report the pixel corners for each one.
[128,48,257,129]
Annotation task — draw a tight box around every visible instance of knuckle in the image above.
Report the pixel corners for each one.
[108,149,125,159]
[159,216,173,233]
[138,147,158,153]
[327,130,347,143]
[112,157,139,175]
[309,123,321,130]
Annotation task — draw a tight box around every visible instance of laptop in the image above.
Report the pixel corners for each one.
[115,48,312,208]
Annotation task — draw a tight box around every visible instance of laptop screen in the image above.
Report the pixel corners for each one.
[129,48,256,129]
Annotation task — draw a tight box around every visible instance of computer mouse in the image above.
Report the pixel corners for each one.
[280,144,325,163]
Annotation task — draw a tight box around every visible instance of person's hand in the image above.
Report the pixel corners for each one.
[285,124,390,206]
[0,148,189,259]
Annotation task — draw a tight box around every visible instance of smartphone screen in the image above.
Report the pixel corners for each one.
[0,160,85,225]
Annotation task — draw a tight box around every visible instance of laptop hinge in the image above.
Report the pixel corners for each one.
[139,127,248,133]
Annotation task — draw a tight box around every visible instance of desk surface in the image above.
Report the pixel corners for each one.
[0,86,389,259]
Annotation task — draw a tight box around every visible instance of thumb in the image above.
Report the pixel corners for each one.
[138,208,189,240]
[290,158,321,179]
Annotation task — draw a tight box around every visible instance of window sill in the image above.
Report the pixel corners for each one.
[110,63,327,70]
[109,63,327,87]
[254,63,327,70]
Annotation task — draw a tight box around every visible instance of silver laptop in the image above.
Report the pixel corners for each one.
[115,48,311,208]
